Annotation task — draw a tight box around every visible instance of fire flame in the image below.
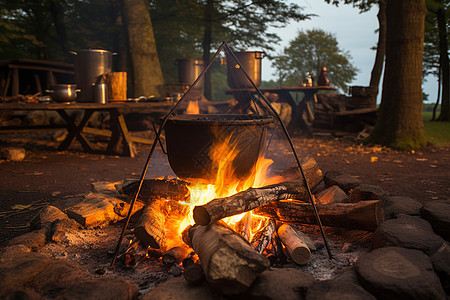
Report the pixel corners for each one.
[186,101,200,114]
[164,134,274,248]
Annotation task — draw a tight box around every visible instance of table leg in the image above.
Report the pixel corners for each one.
[107,110,136,157]
[57,109,97,152]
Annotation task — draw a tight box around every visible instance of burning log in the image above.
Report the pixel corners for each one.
[277,223,311,265]
[235,212,252,241]
[182,221,270,295]
[250,218,277,254]
[118,179,190,203]
[162,245,192,265]
[193,157,323,226]
[271,234,288,264]
[254,200,384,232]
[183,263,205,285]
[133,200,165,249]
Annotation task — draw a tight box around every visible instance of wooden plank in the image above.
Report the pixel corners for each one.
[334,107,378,116]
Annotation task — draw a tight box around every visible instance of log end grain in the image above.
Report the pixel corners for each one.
[193,206,211,226]
[134,227,161,249]
[291,247,311,265]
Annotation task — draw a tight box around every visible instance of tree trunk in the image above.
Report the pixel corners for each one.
[436,3,449,121]
[432,67,441,121]
[368,0,387,107]
[49,0,68,55]
[202,0,213,100]
[122,0,164,97]
[365,0,428,150]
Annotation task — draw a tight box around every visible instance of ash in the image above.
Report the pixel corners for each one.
[38,223,371,294]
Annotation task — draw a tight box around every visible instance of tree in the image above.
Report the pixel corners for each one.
[424,0,449,121]
[122,0,164,97]
[365,0,428,150]
[272,29,358,92]
[149,0,311,100]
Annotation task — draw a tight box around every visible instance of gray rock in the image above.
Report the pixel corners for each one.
[383,196,422,219]
[245,268,315,300]
[372,215,444,255]
[51,218,81,243]
[430,242,450,294]
[58,277,139,300]
[349,184,386,202]
[0,146,26,161]
[140,277,221,300]
[323,170,361,192]
[306,280,376,300]
[421,200,450,241]
[356,246,445,300]
[334,268,360,285]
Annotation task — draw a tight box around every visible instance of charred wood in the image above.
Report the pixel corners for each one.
[183,263,205,285]
[162,245,192,265]
[118,179,190,203]
[133,200,165,249]
[193,157,323,226]
[250,218,276,254]
[182,221,269,295]
[254,200,384,231]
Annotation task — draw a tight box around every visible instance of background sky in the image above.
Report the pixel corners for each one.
[261,1,438,104]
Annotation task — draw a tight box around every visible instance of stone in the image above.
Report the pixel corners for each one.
[315,185,348,204]
[334,268,360,285]
[305,280,376,300]
[372,215,444,255]
[30,205,68,230]
[349,184,386,202]
[51,218,81,243]
[58,278,139,299]
[421,200,450,241]
[323,170,361,192]
[430,242,450,294]
[356,247,445,300]
[383,196,422,219]
[140,277,221,300]
[245,268,315,300]
[0,146,26,161]
[90,181,121,196]
[7,229,47,251]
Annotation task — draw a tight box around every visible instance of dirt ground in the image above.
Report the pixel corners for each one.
[1,130,449,247]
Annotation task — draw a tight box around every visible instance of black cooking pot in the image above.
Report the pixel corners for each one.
[163,114,273,183]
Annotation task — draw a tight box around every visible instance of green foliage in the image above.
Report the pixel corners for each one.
[423,112,450,146]
[272,29,359,92]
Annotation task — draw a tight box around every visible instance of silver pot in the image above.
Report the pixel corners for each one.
[46,84,80,102]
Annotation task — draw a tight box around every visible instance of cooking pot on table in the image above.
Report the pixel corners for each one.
[163,114,273,183]
[46,84,80,102]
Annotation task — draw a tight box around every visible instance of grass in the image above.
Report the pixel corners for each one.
[423,111,450,146]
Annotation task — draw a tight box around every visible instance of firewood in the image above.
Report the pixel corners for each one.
[235,212,252,241]
[134,200,165,249]
[182,221,270,295]
[271,234,288,263]
[162,245,192,265]
[183,263,205,285]
[193,157,323,226]
[254,200,384,232]
[277,223,311,265]
[118,179,190,203]
[250,218,276,254]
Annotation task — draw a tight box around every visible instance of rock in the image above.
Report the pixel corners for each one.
[315,185,348,204]
[372,215,444,255]
[323,170,361,192]
[305,280,376,300]
[30,205,68,230]
[90,181,121,196]
[349,184,386,202]
[0,146,26,161]
[58,278,139,299]
[383,196,422,219]
[356,247,446,300]
[245,268,315,300]
[140,277,221,300]
[421,200,450,241]
[8,229,47,251]
[430,243,450,294]
[0,244,32,259]
[0,252,87,299]
[51,218,81,243]
[334,268,360,285]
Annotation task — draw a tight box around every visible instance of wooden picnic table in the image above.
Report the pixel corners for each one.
[0,101,178,157]
[225,86,337,132]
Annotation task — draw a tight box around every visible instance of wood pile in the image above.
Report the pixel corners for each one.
[314,88,378,132]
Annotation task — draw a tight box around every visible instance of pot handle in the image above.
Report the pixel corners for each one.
[45,90,54,93]
[152,122,167,155]
[255,52,266,59]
